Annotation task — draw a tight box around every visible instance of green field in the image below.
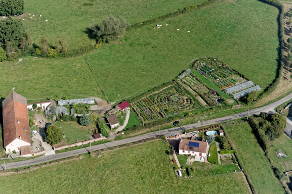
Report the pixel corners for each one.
[224,121,284,194]
[267,134,292,172]
[0,140,250,193]
[0,0,279,102]
[23,0,204,50]
[55,121,93,144]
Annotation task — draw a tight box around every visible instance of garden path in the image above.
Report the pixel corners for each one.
[115,108,131,133]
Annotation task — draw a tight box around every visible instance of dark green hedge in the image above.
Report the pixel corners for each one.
[0,0,24,16]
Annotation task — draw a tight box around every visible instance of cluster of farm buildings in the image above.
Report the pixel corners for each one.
[1,90,130,156]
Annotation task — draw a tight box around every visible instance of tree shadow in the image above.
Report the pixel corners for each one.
[84,27,97,41]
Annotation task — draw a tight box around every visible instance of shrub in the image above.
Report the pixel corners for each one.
[0,47,7,62]
[97,119,110,137]
[0,0,24,16]
[88,16,128,43]
[79,115,91,126]
[48,48,58,57]
[46,125,63,145]
[32,104,37,110]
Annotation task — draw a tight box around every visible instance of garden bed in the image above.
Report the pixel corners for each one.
[132,82,201,124]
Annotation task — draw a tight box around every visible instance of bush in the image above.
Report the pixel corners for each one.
[97,119,110,137]
[46,125,63,145]
[0,0,24,16]
[79,115,91,126]
[88,16,128,43]
[0,47,7,62]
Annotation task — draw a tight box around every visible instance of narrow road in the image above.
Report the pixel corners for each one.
[2,92,292,170]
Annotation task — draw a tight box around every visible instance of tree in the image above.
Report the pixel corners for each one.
[0,18,26,54]
[88,16,128,43]
[0,47,7,62]
[0,0,24,16]
[79,115,91,126]
[242,91,257,104]
[46,125,63,145]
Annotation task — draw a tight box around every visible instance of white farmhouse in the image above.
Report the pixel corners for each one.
[179,139,209,162]
[2,91,31,156]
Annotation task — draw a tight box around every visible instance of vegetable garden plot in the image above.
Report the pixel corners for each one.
[178,75,220,106]
[192,58,247,90]
[132,83,200,123]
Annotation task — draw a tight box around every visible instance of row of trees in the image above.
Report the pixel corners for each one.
[0,0,23,16]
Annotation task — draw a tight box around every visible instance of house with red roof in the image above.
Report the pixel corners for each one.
[179,139,209,162]
[2,90,31,155]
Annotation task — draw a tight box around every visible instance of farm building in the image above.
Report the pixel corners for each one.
[27,101,52,110]
[2,91,31,155]
[58,98,95,106]
[117,101,130,111]
[106,114,120,129]
[179,139,209,162]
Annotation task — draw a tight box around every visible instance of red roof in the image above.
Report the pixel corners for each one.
[2,91,31,147]
[118,101,130,110]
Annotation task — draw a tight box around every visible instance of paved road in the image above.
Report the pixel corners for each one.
[2,92,292,170]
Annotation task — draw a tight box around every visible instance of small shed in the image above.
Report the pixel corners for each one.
[117,101,130,111]
[106,114,120,129]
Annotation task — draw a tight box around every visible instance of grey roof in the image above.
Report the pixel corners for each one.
[225,81,255,94]
[58,98,95,106]
[233,85,261,99]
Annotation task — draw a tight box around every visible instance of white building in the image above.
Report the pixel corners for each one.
[179,139,209,162]
[27,101,52,110]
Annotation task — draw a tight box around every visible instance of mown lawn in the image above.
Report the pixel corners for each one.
[0,0,279,102]
[23,0,204,50]
[266,134,292,173]
[125,110,141,130]
[0,140,250,194]
[55,121,93,144]
[224,121,285,194]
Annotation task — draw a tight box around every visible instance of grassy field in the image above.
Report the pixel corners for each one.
[23,0,205,50]
[267,134,292,172]
[55,121,93,144]
[0,140,250,194]
[0,0,279,102]
[224,121,285,194]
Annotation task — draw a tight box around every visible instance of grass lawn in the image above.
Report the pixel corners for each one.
[266,134,292,172]
[0,140,250,194]
[55,121,93,144]
[23,0,205,50]
[224,120,285,194]
[125,110,141,130]
[0,0,279,102]
[208,142,218,164]
[0,57,98,101]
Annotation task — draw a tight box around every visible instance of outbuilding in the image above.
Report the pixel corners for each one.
[106,114,120,129]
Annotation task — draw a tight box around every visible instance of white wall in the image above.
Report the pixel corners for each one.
[27,102,51,110]
[5,138,31,154]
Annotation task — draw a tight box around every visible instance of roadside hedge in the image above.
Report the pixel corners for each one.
[0,0,24,16]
